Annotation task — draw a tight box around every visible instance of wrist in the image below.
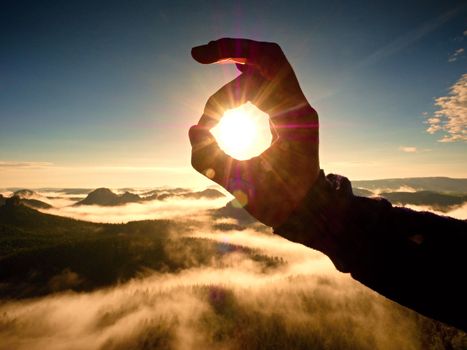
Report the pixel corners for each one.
[273,170,354,271]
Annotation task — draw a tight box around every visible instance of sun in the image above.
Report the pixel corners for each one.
[210,102,273,160]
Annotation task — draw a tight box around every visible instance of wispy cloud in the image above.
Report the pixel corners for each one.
[83,166,193,173]
[425,73,467,142]
[0,161,53,169]
[398,146,417,153]
[0,161,191,174]
[358,7,461,69]
[448,48,464,62]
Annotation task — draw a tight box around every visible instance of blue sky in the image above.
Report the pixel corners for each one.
[0,0,466,187]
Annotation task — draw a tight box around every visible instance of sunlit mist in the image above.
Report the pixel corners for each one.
[210,102,272,160]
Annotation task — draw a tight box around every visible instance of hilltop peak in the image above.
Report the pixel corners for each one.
[13,189,36,199]
[91,187,114,194]
[5,195,22,208]
[75,188,141,206]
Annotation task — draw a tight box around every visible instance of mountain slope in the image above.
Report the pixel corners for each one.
[8,189,53,209]
[0,199,281,298]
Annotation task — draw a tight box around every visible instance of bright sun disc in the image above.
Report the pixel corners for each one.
[210,102,272,160]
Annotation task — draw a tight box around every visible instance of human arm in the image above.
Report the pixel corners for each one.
[189,38,467,331]
[274,170,467,331]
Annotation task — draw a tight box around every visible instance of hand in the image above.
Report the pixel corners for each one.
[189,38,320,227]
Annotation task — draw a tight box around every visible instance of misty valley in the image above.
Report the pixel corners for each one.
[0,178,466,349]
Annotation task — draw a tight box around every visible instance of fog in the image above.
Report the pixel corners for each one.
[371,185,418,194]
[0,272,421,350]
[40,197,229,223]
[403,203,467,220]
[0,224,429,350]
[20,188,464,222]
[1,188,466,349]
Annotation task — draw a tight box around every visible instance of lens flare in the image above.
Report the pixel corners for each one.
[210,102,272,160]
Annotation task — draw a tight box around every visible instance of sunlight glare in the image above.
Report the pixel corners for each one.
[210,102,272,160]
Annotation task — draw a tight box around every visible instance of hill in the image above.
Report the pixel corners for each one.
[14,189,36,198]
[2,190,53,209]
[142,187,188,197]
[353,177,467,193]
[0,198,281,298]
[177,188,225,199]
[352,187,374,197]
[211,200,258,226]
[379,191,467,212]
[74,188,142,206]
[145,188,225,201]
[50,188,92,195]
[75,187,225,206]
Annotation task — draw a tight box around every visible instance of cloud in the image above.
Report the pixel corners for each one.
[0,162,191,173]
[88,166,193,174]
[425,73,467,142]
[399,146,417,153]
[0,161,53,168]
[448,48,465,62]
[41,196,230,223]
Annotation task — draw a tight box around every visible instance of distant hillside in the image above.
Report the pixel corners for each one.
[0,196,101,256]
[353,177,467,193]
[142,188,188,197]
[379,191,467,212]
[51,188,92,195]
[211,200,258,226]
[74,188,141,206]
[74,187,225,206]
[178,188,225,199]
[21,198,53,209]
[144,188,225,201]
[352,188,374,197]
[14,189,36,198]
[0,198,281,298]
[2,190,53,209]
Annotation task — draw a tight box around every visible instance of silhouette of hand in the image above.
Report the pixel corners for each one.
[190,38,320,227]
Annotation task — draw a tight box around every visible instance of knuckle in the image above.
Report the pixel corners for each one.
[263,42,283,57]
[270,42,282,52]
[206,95,216,108]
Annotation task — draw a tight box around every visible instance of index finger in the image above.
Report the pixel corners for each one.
[191,38,280,66]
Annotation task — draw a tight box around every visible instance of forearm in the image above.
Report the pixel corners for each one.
[274,171,467,331]
[343,198,466,331]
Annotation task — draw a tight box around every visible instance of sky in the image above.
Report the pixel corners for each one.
[0,0,466,188]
